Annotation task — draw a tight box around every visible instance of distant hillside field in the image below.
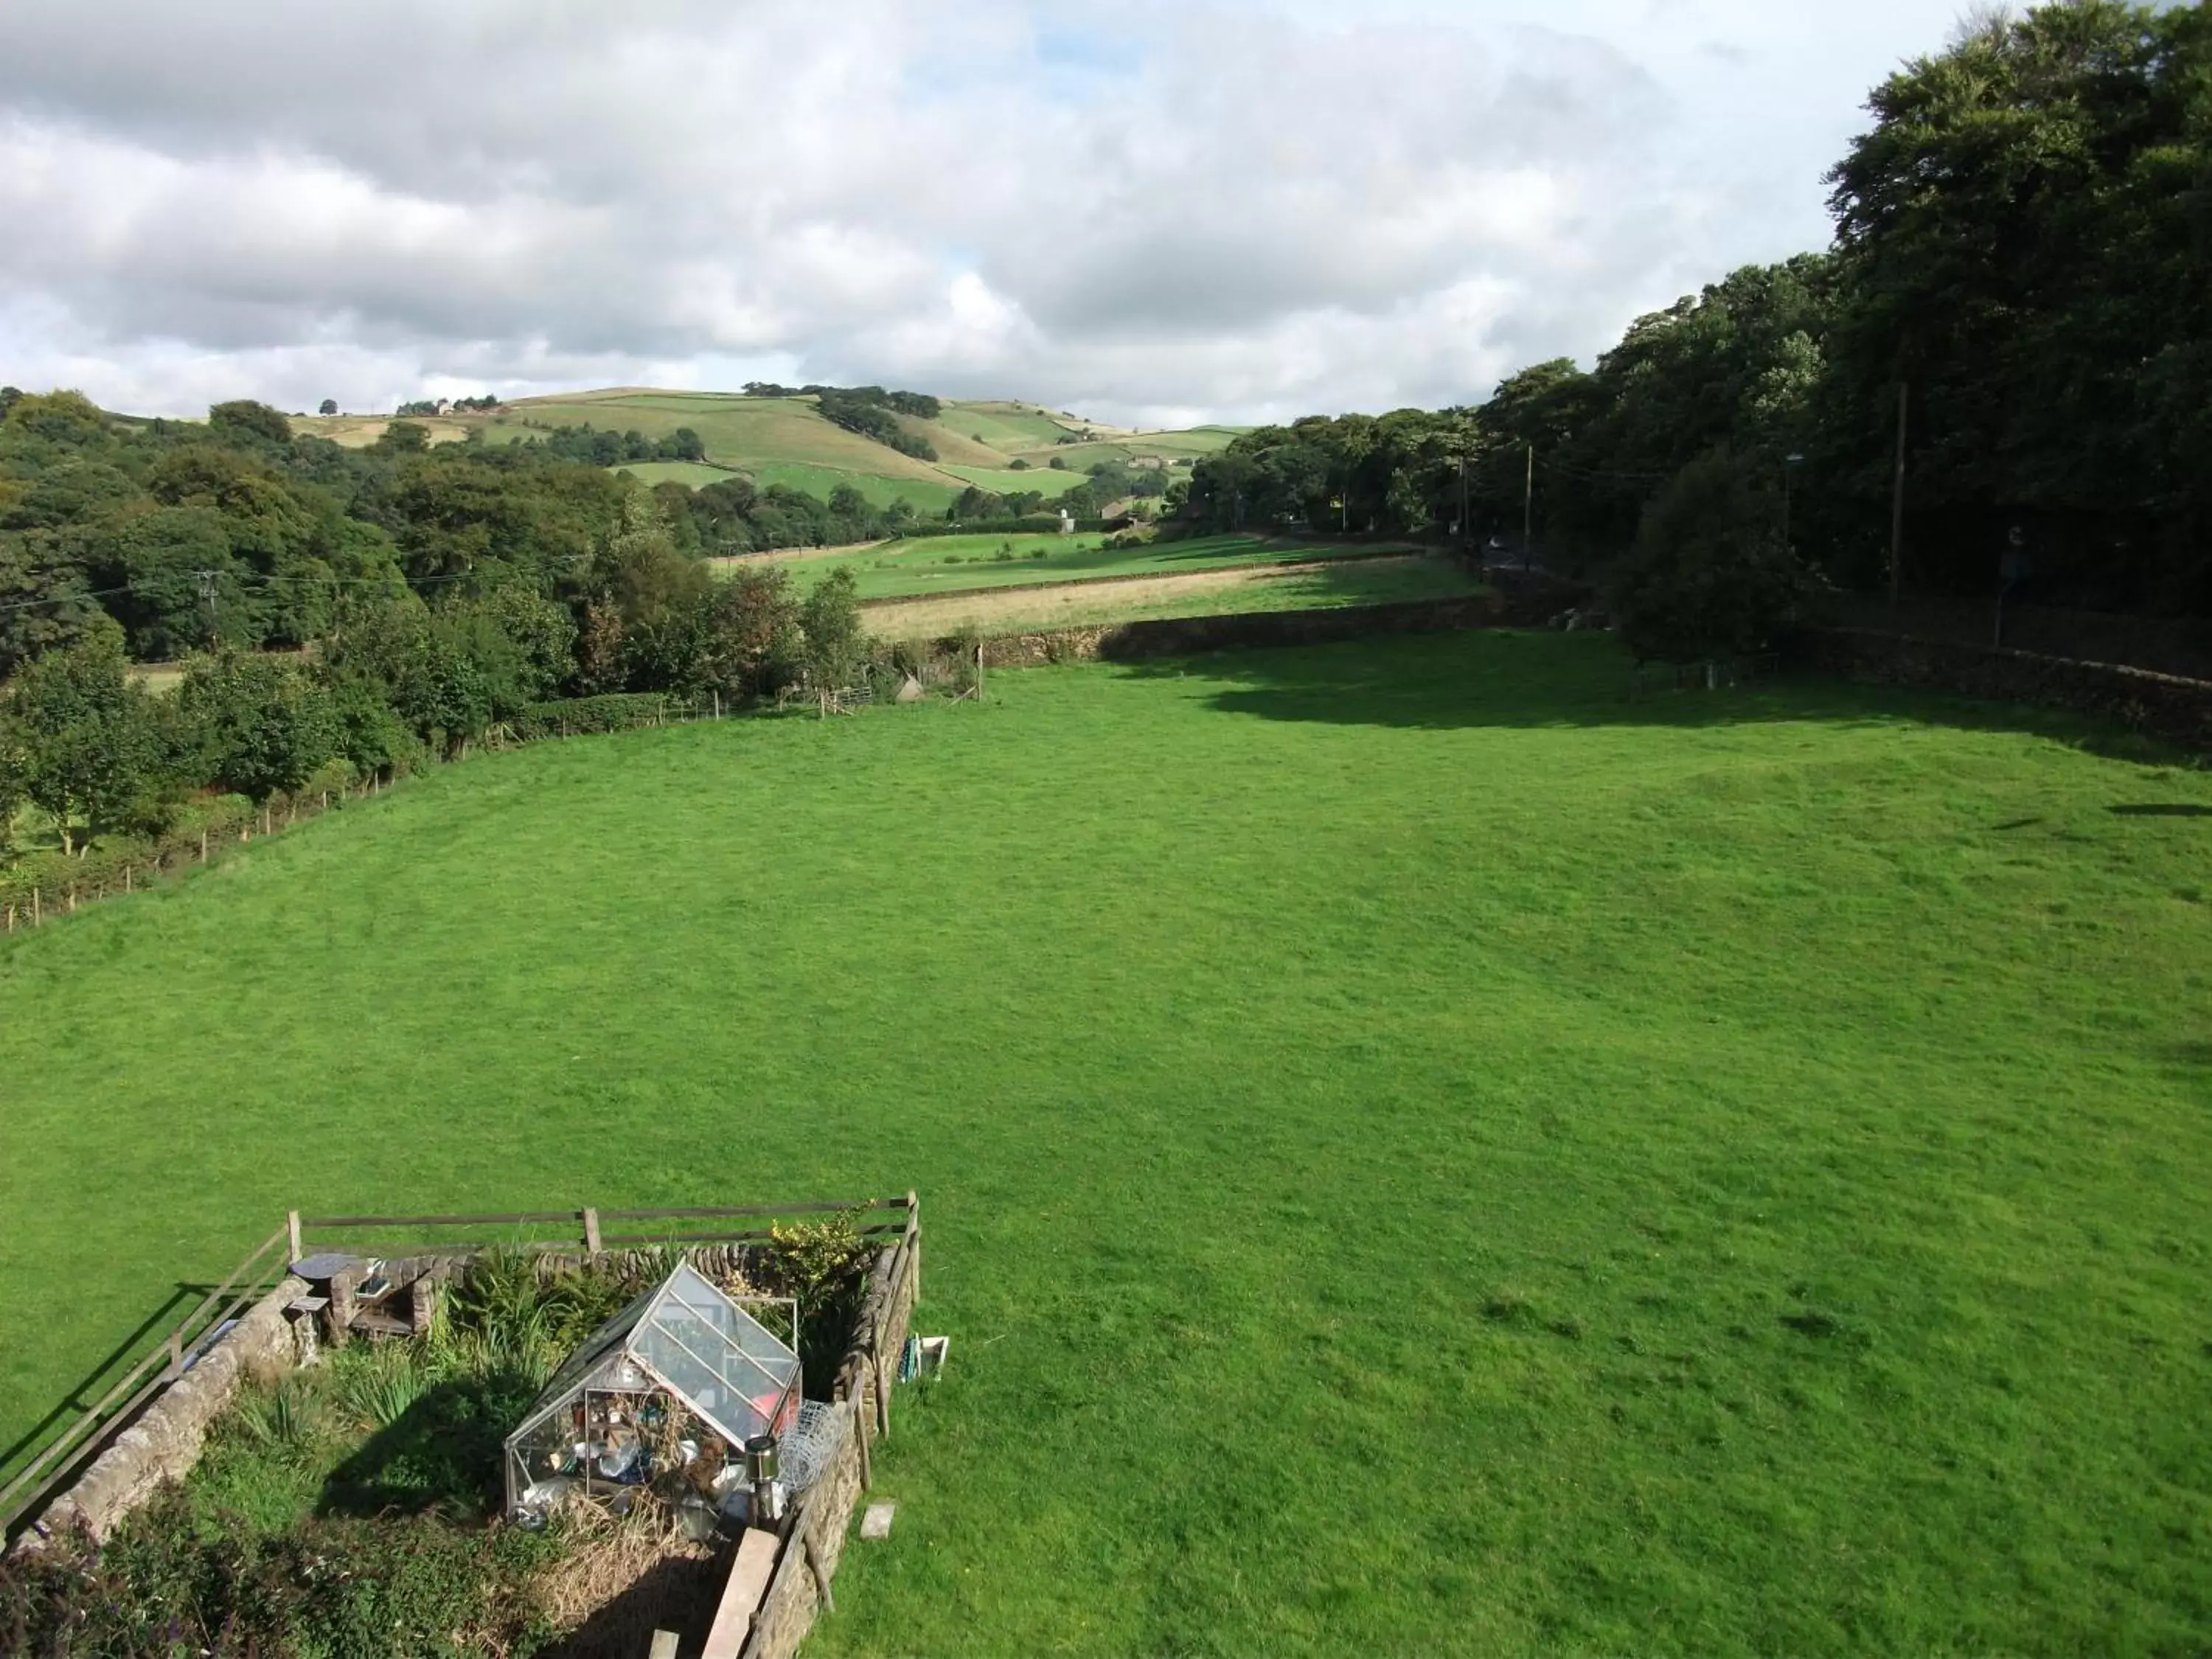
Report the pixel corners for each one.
[299,389,1242,518]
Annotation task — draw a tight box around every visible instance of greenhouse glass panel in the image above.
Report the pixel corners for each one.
[502,1261,802,1524]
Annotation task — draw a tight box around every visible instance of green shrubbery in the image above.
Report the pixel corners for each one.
[1610,449,1823,664]
[510,692,673,740]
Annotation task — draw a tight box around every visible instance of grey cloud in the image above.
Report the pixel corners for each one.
[0,0,1964,420]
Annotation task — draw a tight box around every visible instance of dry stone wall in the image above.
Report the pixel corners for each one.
[1793,627,2212,754]
[13,1280,299,1552]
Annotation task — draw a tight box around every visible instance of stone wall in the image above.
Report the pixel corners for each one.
[13,1279,301,1551]
[734,1227,922,1659]
[1793,627,2212,754]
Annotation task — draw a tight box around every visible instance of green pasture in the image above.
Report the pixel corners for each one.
[861,554,1486,640]
[2,635,2208,1654]
[936,462,1093,498]
[775,532,1416,601]
[606,459,742,490]
[940,400,1081,452]
[747,462,960,515]
[490,392,952,484]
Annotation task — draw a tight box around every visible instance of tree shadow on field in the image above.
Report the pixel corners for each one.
[1107,630,2194,762]
[316,1375,528,1521]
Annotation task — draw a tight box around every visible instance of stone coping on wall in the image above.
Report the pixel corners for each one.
[10,1278,302,1554]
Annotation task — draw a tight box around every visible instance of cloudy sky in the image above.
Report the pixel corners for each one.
[0,0,1973,426]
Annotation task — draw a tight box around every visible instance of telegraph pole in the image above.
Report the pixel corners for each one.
[1888,383,1908,614]
[1458,456,1470,555]
[1522,443,1534,572]
[196,569,221,646]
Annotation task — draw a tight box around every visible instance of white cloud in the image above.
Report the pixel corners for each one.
[0,0,1969,422]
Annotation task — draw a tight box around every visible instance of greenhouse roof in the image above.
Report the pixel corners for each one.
[507,1261,801,1453]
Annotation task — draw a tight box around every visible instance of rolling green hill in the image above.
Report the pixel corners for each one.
[299,391,1245,519]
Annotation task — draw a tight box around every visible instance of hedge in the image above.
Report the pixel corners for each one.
[509,693,675,739]
[897,516,1109,539]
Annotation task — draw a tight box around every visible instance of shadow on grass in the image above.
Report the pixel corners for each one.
[1106,630,2191,761]
[2111,804,2212,818]
[538,1549,726,1659]
[316,1374,533,1522]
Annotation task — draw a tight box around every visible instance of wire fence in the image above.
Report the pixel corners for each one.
[0,671,985,935]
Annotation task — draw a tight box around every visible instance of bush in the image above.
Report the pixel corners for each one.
[1610,449,1822,664]
[0,1487,563,1658]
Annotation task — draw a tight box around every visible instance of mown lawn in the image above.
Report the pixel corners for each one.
[3,633,2209,1655]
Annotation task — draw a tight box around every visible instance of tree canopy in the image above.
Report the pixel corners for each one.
[1184,2,2208,618]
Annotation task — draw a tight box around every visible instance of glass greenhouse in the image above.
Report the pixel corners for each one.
[503,1262,802,1523]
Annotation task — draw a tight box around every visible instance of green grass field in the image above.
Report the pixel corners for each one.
[939,400,1084,452]
[860,554,1487,640]
[936,463,1093,498]
[745,462,962,515]
[773,532,1418,601]
[4,636,2209,1655]
[490,393,953,487]
[606,459,745,490]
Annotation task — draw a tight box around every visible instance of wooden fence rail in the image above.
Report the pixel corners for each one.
[0,1225,293,1540]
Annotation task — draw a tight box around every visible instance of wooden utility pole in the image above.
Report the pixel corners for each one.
[1457,455,1470,554]
[1888,381,1908,613]
[1523,443,1535,571]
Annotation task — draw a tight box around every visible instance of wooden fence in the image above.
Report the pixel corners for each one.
[0,1225,294,1540]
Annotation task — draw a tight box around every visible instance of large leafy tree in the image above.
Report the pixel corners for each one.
[1,619,178,852]
[0,532,104,677]
[1612,450,1823,664]
[176,651,341,801]
[1825,0,2212,606]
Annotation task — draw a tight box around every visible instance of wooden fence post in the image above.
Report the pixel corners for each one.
[31,888,41,926]
[287,1210,303,1263]
[803,1533,835,1612]
[582,1208,602,1253]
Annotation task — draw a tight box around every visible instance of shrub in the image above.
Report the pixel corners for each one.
[1611,448,1822,664]
[799,568,866,689]
[0,1489,562,1658]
